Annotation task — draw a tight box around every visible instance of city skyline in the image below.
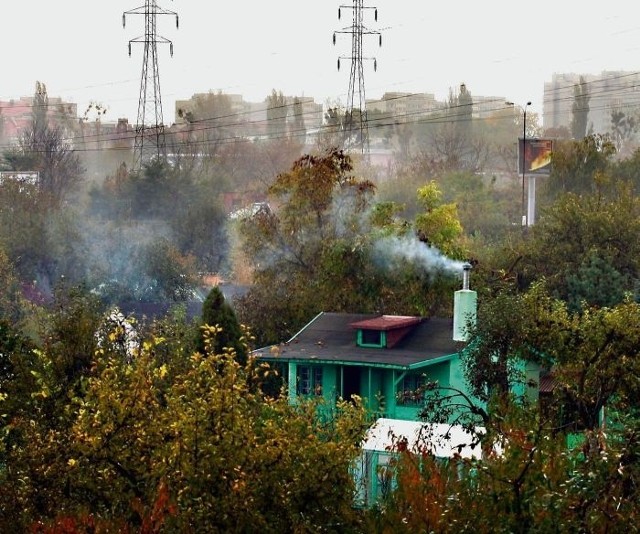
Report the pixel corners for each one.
[2,1,640,125]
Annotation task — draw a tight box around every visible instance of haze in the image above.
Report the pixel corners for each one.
[2,1,640,122]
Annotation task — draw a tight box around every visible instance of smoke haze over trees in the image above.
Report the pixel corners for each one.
[2,76,640,528]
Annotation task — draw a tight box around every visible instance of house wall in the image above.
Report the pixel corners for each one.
[354,450,395,508]
[449,354,466,390]
[511,359,541,402]
[383,363,453,422]
[343,366,384,413]
[283,355,481,424]
[323,365,339,404]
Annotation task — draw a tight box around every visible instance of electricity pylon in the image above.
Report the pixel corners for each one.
[123,1,178,171]
[333,1,381,155]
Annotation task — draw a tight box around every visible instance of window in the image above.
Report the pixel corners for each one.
[396,373,427,405]
[358,329,384,348]
[298,365,323,396]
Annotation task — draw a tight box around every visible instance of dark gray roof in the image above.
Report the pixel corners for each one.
[255,312,462,369]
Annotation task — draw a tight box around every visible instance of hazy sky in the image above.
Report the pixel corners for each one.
[3,1,640,124]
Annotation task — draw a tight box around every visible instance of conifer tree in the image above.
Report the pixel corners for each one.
[198,286,246,364]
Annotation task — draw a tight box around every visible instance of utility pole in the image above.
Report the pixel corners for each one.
[507,100,532,226]
[333,1,381,156]
[123,1,178,171]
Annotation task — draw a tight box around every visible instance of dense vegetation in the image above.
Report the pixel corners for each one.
[1,82,640,531]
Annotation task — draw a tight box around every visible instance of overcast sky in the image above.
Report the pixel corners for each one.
[3,1,640,124]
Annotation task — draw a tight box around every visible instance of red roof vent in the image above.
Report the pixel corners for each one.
[349,315,421,331]
[350,315,422,348]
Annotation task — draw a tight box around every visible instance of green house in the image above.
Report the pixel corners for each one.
[254,265,480,423]
[256,312,469,421]
[253,265,500,505]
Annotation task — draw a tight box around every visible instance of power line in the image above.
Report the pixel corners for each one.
[123,0,178,171]
[333,1,382,156]
[5,76,640,155]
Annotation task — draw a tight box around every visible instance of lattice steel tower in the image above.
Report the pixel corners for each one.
[333,1,381,154]
[123,1,178,170]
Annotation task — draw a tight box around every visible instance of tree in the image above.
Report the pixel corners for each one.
[610,107,638,155]
[456,83,474,141]
[414,181,464,257]
[570,76,591,140]
[455,280,640,435]
[291,96,306,140]
[5,81,84,207]
[424,84,489,173]
[520,183,640,302]
[542,134,616,201]
[235,148,377,344]
[0,244,29,325]
[141,238,198,302]
[565,248,628,312]
[197,286,246,364]
[460,285,553,404]
[168,190,229,273]
[533,298,640,433]
[241,148,375,275]
[0,316,368,531]
[386,284,640,532]
[235,149,471,344]
[372,398,578,534]
[266,89,288,139]
[0,171,91,291]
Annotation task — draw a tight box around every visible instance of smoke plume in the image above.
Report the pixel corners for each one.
[373,235,465,277]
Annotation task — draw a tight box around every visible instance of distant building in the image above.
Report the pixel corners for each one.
[78,117,134,153]
[0,96,77,144]
[175,93,251,125]
[473,95,509,119]
[174,92,323,141]
[367,92,440,122]
[543,70,640,136]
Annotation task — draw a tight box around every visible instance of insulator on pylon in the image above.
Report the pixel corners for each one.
[337,58,341,71]
[374,59,377,72]
[379,34,382,46]
[375,9,378,21]
[170,43,174,57]
[338,7,341,19]
[128,43,132,56]
[333,33,336,45]
[176,15,179,29]
[122,14,126,28]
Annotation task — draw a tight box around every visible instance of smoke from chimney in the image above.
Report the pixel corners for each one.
[372,235,465,277]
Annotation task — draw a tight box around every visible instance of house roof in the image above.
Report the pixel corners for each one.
[539,373,557,394]
[254,312,461,369]
[362,418,484,459]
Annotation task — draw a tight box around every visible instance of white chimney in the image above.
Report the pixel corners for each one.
[453,262,477,342]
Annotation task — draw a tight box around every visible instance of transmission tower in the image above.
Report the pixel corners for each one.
[333,1,381,155]
[123,1,178,171]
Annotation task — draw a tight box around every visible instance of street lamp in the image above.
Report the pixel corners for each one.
[506,100,532,226]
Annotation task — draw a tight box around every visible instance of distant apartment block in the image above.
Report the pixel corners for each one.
[366,92,508,126]
[0,96,77,144]
[78,117,134,153]
[543,70,640,136]
[473,95,509,119]
[367,92,440,122]
[174,92,323,140]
